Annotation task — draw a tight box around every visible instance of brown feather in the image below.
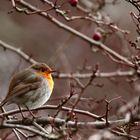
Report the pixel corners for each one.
[1,68,42,105]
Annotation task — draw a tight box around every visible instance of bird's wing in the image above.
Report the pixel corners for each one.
[2,69,42,105]
[8,69,34,92]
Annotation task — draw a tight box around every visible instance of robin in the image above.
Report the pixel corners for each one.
[0,63,54,111]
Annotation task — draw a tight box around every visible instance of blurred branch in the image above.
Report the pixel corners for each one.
[3,116,128,129]
[1,101,22,140]
[72,66,97,110]
[1,122,49,139]
[0,113,139,139]
[0,104,139,139]
[54,70,135,79]
[0,104,103,120]
[111,129,138,140]
[10,0,134,68]
[11,0,16,7]
[42,0,129,35]
[0,40,135,79]
[125,0,140,12]
[0,40,37,64]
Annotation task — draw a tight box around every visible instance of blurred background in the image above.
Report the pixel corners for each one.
[0,0,139,139]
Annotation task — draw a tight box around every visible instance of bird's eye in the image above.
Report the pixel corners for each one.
[41,68,45,72]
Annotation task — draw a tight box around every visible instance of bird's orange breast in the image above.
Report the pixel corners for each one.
[37,72,54,92]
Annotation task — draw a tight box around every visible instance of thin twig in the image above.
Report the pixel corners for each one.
[54,70,135,79]
[72,67,98,110]
[12,0,134,68]
[0,40,135,79]
[32,121,49,134]
[4,116,127,129]
[1,106,22,140]
[0,40,37,64]
[0,105,103,120]
[1,122,49,138]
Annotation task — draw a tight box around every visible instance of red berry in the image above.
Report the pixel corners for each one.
[92,32,102,41]
[69,0,78,7]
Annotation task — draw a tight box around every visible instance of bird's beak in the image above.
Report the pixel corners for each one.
[49,70,57,73]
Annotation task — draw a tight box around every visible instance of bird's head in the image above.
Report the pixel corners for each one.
[31,63,55,77]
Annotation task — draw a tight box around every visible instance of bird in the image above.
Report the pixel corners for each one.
[0,63,54,111]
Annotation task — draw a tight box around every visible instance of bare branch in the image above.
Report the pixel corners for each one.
[54,70,135,79]
[1,122,49,139]
[0,40,37,64]
[11,0,134,68]
[0,104,103,120]
[4,116,127,129]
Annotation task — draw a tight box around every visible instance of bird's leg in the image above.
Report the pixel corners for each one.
[18,105,26,119]
[0,106,6,119]
[25,105,37,119]
[0,101,7,119]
